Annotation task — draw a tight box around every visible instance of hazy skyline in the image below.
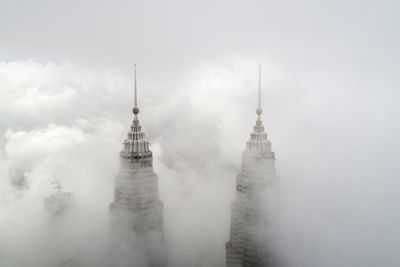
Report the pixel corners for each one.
[0,1,399,266]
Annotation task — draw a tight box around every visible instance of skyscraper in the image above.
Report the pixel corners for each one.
[226,66,279,267]
[109,65,166,267]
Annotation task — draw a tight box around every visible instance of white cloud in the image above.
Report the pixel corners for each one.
[8,85,77,115]
[0,57,399,267]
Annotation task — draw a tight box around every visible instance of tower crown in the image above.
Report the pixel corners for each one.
[246,65,274,158]
[121,65,152,159]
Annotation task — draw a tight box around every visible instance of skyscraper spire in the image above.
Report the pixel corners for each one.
[133,64,139,115]
[257,64,262,117]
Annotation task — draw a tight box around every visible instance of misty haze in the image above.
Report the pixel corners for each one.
[0,1,399,267]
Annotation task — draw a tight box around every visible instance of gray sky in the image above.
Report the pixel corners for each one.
[0,1,399,266]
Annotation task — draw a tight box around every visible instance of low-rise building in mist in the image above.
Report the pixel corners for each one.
[226,66,279,267]
[109,65,166,267]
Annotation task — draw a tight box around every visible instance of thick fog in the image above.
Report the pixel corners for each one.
[0,0,399,266]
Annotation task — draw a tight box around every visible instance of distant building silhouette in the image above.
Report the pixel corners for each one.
[109,65,166,267]
[226,66,279,267]
[44,180,73,218]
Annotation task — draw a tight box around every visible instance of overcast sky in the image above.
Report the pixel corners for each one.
[0,1,399,267]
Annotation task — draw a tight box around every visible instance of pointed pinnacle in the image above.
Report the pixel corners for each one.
[133,64,139,115]
[256,64,262,116]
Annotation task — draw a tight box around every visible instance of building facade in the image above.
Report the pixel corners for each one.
[226,66,279,267]
[109,66,166,267]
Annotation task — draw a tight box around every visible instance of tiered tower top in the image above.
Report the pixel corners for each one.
[121,65,152,159]
[246,65,275,158]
